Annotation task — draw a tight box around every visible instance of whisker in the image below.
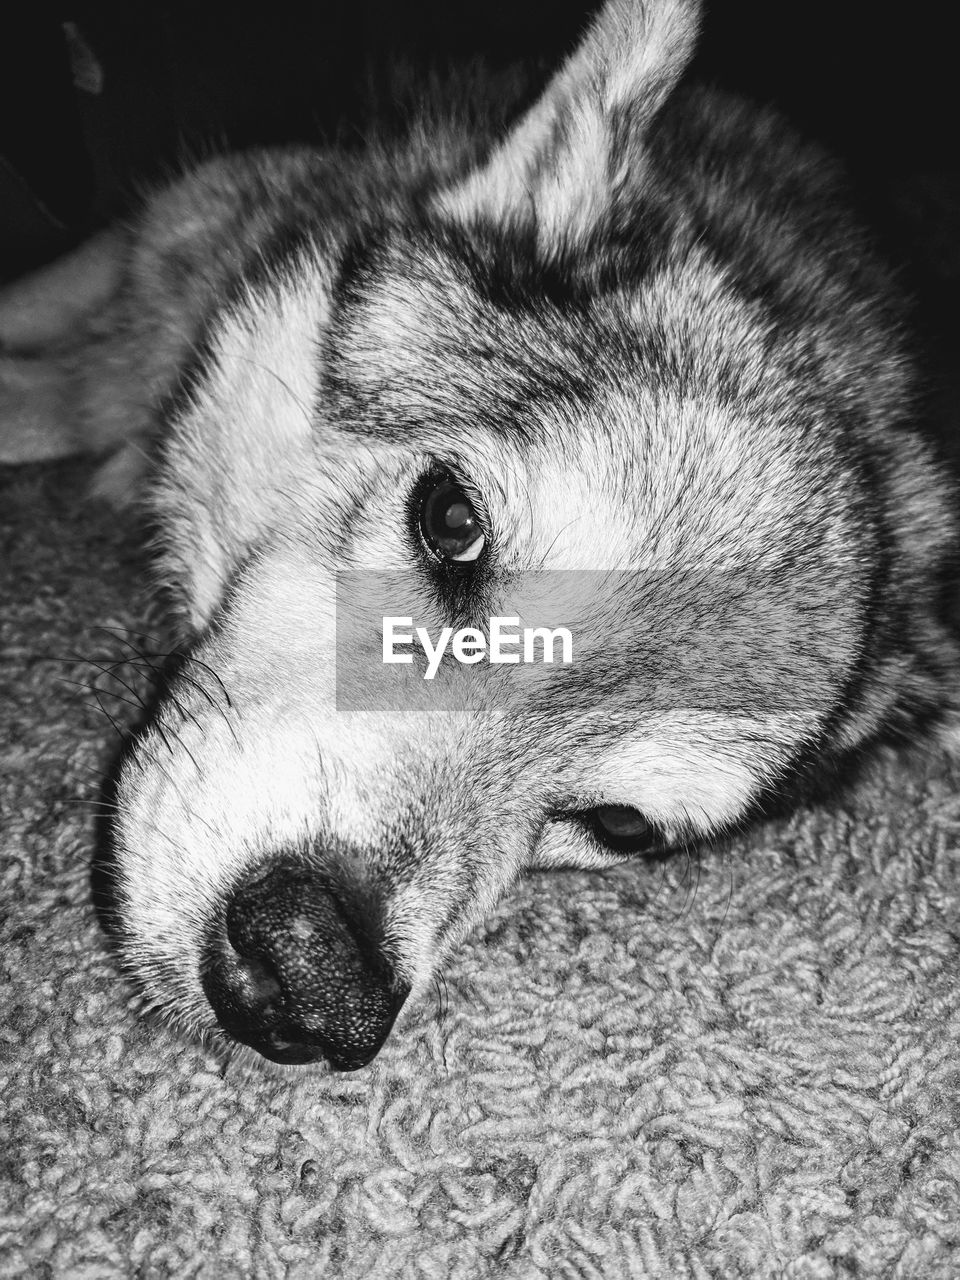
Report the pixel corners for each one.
[67,764,121,789]
[70,796,121,814]
[57,676,147,721]
[92,626,166,675]
[89,630,240,757]
[81,687,131,746]
[218,349,316,434]
[67,653,152,711]
[672,835,702,923]
[535,513,585,569]
[162,672,242,754]
[158,647,236,712]
[94,625,235,726]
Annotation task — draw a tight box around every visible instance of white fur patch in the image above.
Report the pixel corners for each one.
[531,711,804,871]
[592,721,760,833]
[152,254,330,630]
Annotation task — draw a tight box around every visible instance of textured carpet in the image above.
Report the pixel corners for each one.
[2,451,960,1278]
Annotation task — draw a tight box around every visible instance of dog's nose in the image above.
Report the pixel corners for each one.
[201,859,408,1070]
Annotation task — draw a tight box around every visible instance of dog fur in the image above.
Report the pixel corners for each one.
[2,0,958,1071]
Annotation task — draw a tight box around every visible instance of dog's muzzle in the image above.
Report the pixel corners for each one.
[201,858,409,1070]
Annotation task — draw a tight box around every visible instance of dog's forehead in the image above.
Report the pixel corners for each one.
[325,221,629,441]
[325,221,840,514]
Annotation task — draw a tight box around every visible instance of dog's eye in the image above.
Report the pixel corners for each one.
[590,805,659,854]
[420,478,485,564]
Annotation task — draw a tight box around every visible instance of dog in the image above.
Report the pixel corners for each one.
[2,0,957,1072]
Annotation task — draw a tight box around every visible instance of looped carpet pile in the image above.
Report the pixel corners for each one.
[2,459,959,1277]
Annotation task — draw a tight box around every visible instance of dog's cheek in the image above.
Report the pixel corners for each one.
[147,255,333,633]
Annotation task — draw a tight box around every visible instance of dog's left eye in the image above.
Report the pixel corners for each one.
[419,478,486,564]
[591,805,659,854]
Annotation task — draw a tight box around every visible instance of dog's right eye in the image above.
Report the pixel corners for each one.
[418,475,486,566]
[589,805,661,855]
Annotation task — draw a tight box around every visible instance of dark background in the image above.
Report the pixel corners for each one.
[1,2,957,270]
[1,0,958,453]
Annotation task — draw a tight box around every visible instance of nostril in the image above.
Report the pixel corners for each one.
[231,952,283,1015]
[202,856,409,1070]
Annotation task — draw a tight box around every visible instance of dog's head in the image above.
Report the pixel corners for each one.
[107,0,950,1070]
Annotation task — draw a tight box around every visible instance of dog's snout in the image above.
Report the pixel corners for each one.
[202,860,408,1070]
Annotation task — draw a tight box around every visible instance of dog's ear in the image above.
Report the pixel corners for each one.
[437,0,699,244]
